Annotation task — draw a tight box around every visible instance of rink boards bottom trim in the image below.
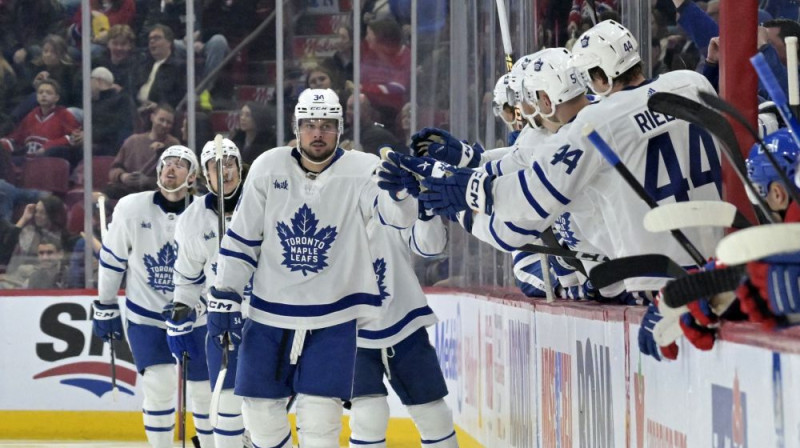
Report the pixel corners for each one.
[0,411,482,447]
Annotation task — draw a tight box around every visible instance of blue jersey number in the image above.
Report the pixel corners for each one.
[551,144,584,175]
[643,124,722,203]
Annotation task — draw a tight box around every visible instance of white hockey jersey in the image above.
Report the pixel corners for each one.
[482,125,551,176]
[491,70,724,291]
[98,191,192,328]
[357,216,447,348]
[214,147,418,330]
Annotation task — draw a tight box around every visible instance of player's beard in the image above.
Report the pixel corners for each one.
[303,142,336,163]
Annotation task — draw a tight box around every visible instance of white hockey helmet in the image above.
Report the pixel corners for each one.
[522,48,586,118]
[294,88,343,135]
[571,20,641,96]
[157,144,199,193]
[200,138,243,198]
[492,73,523,125]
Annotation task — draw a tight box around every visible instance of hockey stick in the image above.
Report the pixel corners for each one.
[96,195,118,401]
[585,0,599,25]
[495,0,513,72]
[209,134,230,428]
[109,339,118,401]
[179,352,188,448]
[716,223,800,265]
[786,36,799,117]
[517,242,610,263]
[659,264,746,308]
[588,254,687,290]
[752,53,800,147]
[647,92,775,223]
[643,201,751,232]
[697,91,800,207]
[583,124,706,265]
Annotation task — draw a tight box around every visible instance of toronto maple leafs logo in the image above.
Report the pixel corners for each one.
[276,204,337,276]
[204,230,216,241]
[143,243,177,293]
[553,213,580,249]
[533,59,544,72]
[141,221,151,229]
[520,57,532,71]
[211,262,217,275]
[373,258,389,303]
[581,35,590,48]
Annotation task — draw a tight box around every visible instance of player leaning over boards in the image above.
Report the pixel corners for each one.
[169,138,249,448]
[208,88,418,448]
[93,145,214,447]
[349,159,456,448]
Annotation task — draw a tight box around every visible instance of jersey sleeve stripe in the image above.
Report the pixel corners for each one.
[513,251,537,265]
[496,163,504,177]
[225,229,262,247]
[99,259,125,273]
[101,244,127,263]
[378,211,405,230]
[489,214,517,252]
[484,162,495,176]
[533,162,571,205]
[219,247,258,268]
[504,221,541,237]
[357,305,435,340]
[410,226,437,258]
[175,268,205,283]
[517,170,549,218]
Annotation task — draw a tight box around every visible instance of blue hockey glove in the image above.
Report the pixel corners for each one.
[207,286,244,349]
[388,151,451,181]
[420,168,494,216]
[638,296,679,361]
[92,300,123,341]
[376,159,420,199]
[512,252,557,298]
[410,127,484,168]
[166,303,202,361]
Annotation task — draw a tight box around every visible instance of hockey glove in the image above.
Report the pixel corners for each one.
[512,251,557,298]
[420,168,494,216]
[166,303,202,361]
[389,151,451,181]
[410,127,484,168]
[376,157,420,199]
[638,295,679,361]
[738,251,800,328]
[92,300,123,341]
[207,286,244,349]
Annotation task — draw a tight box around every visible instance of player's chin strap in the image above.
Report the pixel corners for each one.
[157,177,194,194]
[211,171,242,200]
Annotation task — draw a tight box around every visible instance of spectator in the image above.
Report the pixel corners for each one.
[135,24,187,111]
[92,25,143,100]
[12,34,82,119]
[66,193,106,288]
[327,26,354,83]
[90,66,134,155]
[342,93,401,157]
[760,0,800,22]
[105,104,178,200]
[0,55,17,136]
[306,63,346,101]
[0,180,48,222]
[27,235,68,289]
[0,79,83,162]
[3,196,69,282]
[230,102,277,165]
[0,0,65,69]
[652,37,669,76]
[361,18,411,134]
[71,0,137,57]
[568,0,617,35]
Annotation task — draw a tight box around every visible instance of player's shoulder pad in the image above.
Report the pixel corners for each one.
[341,148,382,173]
[113,190,154,218]
[249,146,293,174]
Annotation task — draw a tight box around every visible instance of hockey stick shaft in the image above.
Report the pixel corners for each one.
[698,91,800,208]
[752,53,800,146]
[786,36,799,115]
[648,92,774,223]
[495,0,513,72]
[214,135,226,250]
[109,339,118,401]
[517,242,610,262]
[180,352,188,448]
[583,125,706,265]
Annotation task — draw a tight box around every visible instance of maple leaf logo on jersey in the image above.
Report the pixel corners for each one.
[373,258,390,303]
[203,230,216,241]
[580,35,590,48]
[276,204,337,276]
[143,243,177,293]
[554,212,580,249]
[520,57,532,71]
[533,59,544,72]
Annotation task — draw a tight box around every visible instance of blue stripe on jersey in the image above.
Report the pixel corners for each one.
[214,427,246,436]
[126,298,166,322]
[533,162,570,205]
[249,292,382,317]
[378,210,405,230]
[513,251,536,265]
[175,267,205,284]
[517,170,549,218]
[99,259,125,273]
[489,215,516,252]
[219,247,258,268]
[505,221,541,237]
[196,428,213,435]
[142,408,175,415]
[410,226,438,258]
[496,163,504,177]
[357,306,434,340]
[144,425,174,432]
[484,162,494,176]
[350,437,387,445]
[193,413,209,419]
[101,244,127,263]
[226,229,262,247]
[422,430,457,444]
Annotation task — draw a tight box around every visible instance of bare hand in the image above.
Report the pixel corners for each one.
[150,141,165,152]
[758,26,769,49]
[34,71,50,83]
[122,172,144,186]
[13,48,26,65]
[71,129,84,146]
[707,37,720,64]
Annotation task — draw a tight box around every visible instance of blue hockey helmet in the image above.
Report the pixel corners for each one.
[746,128,800,202]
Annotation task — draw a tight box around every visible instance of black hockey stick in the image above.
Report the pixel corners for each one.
[109,340,118,401]
[660,264,747,308]
[584,125,707,265]
[698,91,800,207]
[588,254,688,290]
[647,92,774,224]
[517,242,610,263]
[180,352,188,448]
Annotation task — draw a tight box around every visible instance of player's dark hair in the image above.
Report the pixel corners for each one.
[589,61,643,87]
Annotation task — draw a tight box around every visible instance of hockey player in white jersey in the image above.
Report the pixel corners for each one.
[349,165,457,448]
[207,88,417,448]
[170,138,248,448]
[413,20,723,293]
[92,145,214,447]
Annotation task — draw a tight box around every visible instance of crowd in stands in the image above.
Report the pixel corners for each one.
[0,0,798,291]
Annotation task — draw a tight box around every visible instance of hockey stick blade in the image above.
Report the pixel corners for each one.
[660,264,746,308]
[517,242,610,263]
[648,92,772,224]
[209,333,230,428]
[643,201,750,232]
[716,223,800,265]
[588,254,688,290]
[699,91,800,207]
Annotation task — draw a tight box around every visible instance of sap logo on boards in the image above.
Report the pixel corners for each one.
[33,302,138,398]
